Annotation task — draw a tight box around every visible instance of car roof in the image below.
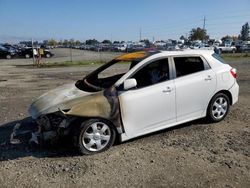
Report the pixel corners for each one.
[158,49,215,56]
[114,49,215,61]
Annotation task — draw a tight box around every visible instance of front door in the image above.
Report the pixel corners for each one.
[118,58,176,138]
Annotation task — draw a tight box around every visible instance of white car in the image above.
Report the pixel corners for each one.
[29,50,239,155]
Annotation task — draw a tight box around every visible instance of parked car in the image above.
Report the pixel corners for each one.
[239,44,250,53]
[0,45,16,59]
[217,45,236,53]
[18,47,54,58]
[2,44,21,54]
[28,50,239,155]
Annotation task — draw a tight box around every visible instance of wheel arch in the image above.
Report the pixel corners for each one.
[214,90,232,105]
[206,90,232,116]
[69,116,120,139]
[205,90,232,122]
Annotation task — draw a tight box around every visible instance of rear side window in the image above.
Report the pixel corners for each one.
[174,56,205,77]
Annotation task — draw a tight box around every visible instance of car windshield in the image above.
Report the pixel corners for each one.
[0,45,7,50]
[76,51,159,92]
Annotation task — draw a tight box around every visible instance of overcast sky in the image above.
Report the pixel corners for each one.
[0,0,249,43]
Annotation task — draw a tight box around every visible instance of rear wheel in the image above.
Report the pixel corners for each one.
[74,119,116,155]
[45,53,51,58]
[207,93,230,122]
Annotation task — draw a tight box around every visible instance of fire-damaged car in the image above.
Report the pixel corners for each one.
[28,50,239,155]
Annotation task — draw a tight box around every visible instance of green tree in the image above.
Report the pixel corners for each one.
[179,35,185,40]
[189,27,209,41]
[69,38,75,46]
[48,39,58,47]
[63,39,69,46]
[75,40,81,46]
[221,35,238,42]
[85,39,99,45]
[239,22,250,41]
[140,39,150,46]
[102,39,112,44]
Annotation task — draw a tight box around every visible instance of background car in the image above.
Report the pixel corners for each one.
[0,45,16,59]
[18,47,54,58]
[239,44,250,52]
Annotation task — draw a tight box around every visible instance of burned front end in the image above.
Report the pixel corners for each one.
[33,112,76,144]
[28,83,90,144]
[28,83,123,144]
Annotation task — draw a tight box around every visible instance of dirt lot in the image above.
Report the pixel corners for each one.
[0,50,249,187]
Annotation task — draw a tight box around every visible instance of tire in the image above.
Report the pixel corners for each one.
[6,54,11,59]
[207,93,230,123]
[74,119,116,155]
[25,54,30,58]
[45,53,51,58]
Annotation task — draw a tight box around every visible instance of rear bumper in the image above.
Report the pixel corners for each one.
[229,81,239,105]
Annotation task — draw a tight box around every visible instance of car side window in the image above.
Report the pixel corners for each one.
[131,58,169,88]
[173,56,205,77]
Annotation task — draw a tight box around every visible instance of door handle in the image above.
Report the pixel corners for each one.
[162,86,173,93]
[205,75,212,81]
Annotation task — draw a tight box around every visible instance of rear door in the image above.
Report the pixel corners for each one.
[172,56,216,121]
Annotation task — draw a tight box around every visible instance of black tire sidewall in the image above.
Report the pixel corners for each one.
[207,93,230,122]
[75,119,116,155]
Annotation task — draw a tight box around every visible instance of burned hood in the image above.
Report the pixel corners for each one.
[28,83,92,119]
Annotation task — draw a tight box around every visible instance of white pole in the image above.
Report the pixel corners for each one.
[32,38,35,64]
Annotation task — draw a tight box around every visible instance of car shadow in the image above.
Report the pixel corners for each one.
[120,118,211,144]
[0,117,210,161]
[0,117,78,161]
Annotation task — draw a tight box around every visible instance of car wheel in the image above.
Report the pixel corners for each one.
[46,53,51,58]
[207,93,230,122]
[74,119,116,155]
[6,54,11,59]
[25,54,30,58]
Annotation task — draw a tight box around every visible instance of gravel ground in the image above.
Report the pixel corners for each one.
[0,51,249,187]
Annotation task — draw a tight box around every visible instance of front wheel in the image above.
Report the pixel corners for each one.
[45,53,51,58]
[207,93,230,122]
[74,119,116,155]
[6,54,11,59]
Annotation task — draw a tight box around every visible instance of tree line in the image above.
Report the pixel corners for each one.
[44,22,249,47]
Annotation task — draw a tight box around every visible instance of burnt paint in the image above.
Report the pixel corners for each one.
[65,87,123,132]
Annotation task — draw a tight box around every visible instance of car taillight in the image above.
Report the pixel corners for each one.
[230,68,237,78]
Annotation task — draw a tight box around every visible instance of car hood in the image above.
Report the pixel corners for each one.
[28,83,92,119]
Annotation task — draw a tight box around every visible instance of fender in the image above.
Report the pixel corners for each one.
[65,91,111,118]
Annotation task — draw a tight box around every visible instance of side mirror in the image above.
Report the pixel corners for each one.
[123,78,137,90]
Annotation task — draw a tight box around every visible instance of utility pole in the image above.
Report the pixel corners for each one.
[32,38,35,65]
[139,27,142,41]
[203,16,206,30]
[203,16,206,42]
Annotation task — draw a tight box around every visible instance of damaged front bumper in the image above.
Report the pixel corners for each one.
[30,112,76,144]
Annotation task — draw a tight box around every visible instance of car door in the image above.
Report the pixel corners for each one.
[172,56,216,122]
[118,58,176,139]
